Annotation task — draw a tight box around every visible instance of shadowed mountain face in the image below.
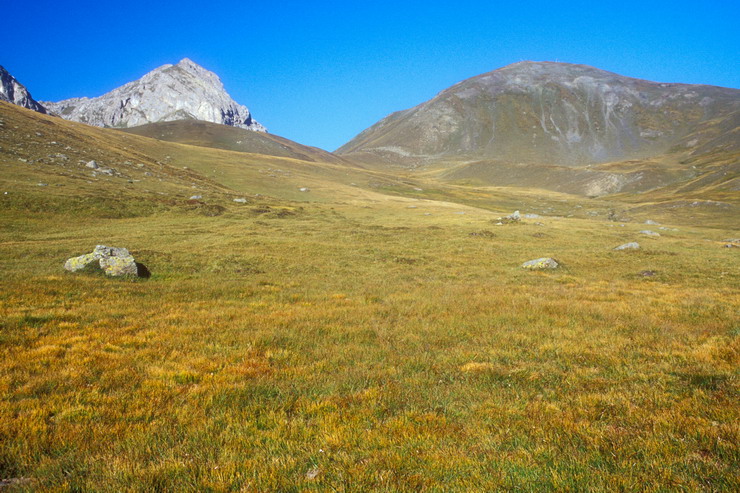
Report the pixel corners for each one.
[0,65,47,114]
[43,59,265,131]
[337,62,739,167]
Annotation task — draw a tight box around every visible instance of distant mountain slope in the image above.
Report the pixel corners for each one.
[119,119,352,165]
[0,65,47,114]
[43,58,264,131]
[337,61,739,167]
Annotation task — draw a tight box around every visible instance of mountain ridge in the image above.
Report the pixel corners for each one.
[337,61,739,167]
[43,58,265,131]
[0,65,48,114]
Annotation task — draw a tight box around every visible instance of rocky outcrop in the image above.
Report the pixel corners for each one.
[43,58,265,131]
[64,245,147,277]
[0,65,47,114]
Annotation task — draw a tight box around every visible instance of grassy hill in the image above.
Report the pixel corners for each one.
[1,101,738,490]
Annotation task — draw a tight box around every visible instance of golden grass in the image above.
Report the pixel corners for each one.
[0,197,738,491]
[0,101,738,490]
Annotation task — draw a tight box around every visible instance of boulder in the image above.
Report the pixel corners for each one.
[64,245,145,277]
[521,257,559,269]
[614,242,640,250]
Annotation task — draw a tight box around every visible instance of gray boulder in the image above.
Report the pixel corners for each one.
[64,245,143,277]
[614,242,640,250]
[521,257,559,269]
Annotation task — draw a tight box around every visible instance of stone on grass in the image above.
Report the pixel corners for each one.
[639,230,660,237]
[64,245,146,278]
[645,219,660,225]
[233,198,248,203]
[86,160,99,169]
[189,195,202,200]
[521,257,559,269]
[614,242,640,250]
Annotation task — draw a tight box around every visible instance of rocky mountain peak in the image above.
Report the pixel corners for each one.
[42,59,265,131]
[0,65,47,114]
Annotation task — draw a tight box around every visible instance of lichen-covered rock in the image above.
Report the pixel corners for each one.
[63,253,98,272]
[521,257,559,269]
[64,245,145,277]
[99,255,138,276]
[614,242,640,250]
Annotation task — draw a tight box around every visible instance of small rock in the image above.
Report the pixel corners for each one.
[645,219,660,225]
[639,270,657,277]
[189,195,203,200]
[86,160,99,169]
[523,213,541,219]
[233,198,248,203]
[521,257,559,269]
[614,242,640,250]
[299,187,309,192]
[305,467,320,480]
[639,230,660,237]
[724,243,737,248]
[37,183,48,187]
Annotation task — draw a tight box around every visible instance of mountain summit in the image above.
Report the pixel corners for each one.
[43,58,265,131]
[337,61,739,166]
[0,65,47,114]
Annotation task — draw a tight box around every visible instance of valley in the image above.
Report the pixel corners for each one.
[0,57,738,491]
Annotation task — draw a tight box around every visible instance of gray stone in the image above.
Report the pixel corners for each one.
[64,245,143,277]
[189,195,203,200]
[86,160,99,169]
[521,257,559,269]
[233,198,248,203]
[645,219,660,225]
[614,242,640,250]
[639,230,660,237]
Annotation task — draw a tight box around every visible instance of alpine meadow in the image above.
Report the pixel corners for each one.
[0,35,738,492]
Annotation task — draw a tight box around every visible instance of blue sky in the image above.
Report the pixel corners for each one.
[3,1,738,151]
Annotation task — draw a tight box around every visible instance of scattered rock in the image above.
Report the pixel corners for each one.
[64,245,147,278]
[233,198,248,203]
[658,226,678,231]
[724,243,738,248]
[189,195,203,200]
[639,270,657,277]
[645,219,660,225]
[614,242,640,250]
[639,230,660,237]
[469,230,496,238]
[521,257,559,269]
[523,213,541,219]
[37,183,48,187]
[86,160,99,169]
[299,187,309,192]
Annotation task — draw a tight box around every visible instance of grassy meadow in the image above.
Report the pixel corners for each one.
[0,103,738,490]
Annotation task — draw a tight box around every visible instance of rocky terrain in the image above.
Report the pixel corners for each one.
[0,65,47,114]
[338,61,739,167]
[43,58,265,131]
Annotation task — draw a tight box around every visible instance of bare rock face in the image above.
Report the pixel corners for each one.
[0,65,47,114]
[43,58,265,131]
[64,245,145,277]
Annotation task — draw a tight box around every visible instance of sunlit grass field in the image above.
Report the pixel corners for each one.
[1,194,738,491]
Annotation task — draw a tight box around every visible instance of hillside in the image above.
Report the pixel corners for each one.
[119,119,352,165]
[338,61,739,166]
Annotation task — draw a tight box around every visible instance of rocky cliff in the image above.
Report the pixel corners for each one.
[43,58,265,131]
[0,65,47,114]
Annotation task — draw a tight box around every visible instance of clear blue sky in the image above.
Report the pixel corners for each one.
[3,1,738,151]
